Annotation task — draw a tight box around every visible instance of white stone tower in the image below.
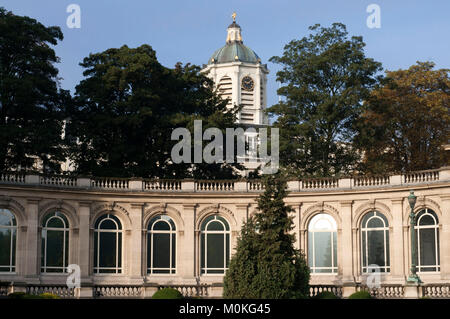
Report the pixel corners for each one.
[202,13,269,127]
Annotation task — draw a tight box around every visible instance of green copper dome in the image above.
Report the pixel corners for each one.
[209,42,260,65]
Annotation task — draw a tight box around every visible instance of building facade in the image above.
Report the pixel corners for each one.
[0,168,450,298]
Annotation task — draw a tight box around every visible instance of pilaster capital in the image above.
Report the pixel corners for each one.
[26,197,41,205]
[182,204,197,210]
[79,201,92,208]
[391,198,404,205]
[340,200,353,207]
[235,203,249,210]
[130,202,145,209]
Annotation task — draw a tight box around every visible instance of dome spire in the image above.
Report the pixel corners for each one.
[226,12,242,44]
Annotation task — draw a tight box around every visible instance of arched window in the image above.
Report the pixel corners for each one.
[361,211,390,273]
[147,215,176,274]
[200,215,230,275]
[415,208,440,272]
[94,214,122,274]
[41,212,69,273]
[308,214,337,273]
[0,209,16,272]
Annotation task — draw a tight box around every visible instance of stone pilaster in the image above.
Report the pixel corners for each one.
[24,198,40,280]
[440,195,450,279]
[180,204,196,280]
[339,200,355,291]
[391,198,405,281]
[129,203,144,280]
[78,201,91,281]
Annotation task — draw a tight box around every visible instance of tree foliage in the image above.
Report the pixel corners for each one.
[0,7,67,172]
[269,23,383,177]
[66,44,241,178]
[356,61,450,173]
[223,175,310,299]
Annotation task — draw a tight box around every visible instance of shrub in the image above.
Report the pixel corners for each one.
[312,291,339,299]
[152,288,183,299]
[7,292,29,299]
[348,291,372,299]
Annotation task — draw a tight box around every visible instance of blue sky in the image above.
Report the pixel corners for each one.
[2,0,450,108]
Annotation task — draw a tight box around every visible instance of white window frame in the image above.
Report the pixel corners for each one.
[41,212,69,273]
[200,215,230,275]
[415,208,440,273]
[147,215,176,275]
[308,213,338,274]
[0,209,17,273]
[361,211,390,273]
[93,214,122,274]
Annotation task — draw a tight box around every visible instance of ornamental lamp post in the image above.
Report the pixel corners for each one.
[407,190,422,284]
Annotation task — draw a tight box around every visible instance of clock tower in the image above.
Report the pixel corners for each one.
[202,14,269,127]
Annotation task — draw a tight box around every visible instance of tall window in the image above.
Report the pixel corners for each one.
[41,212,69,273]
[94,214,122,274]
[308,214,337,273]
[361,211,390,273]
[0,209,16,272]
[200,215,230,275]
[147,215,176,274]
[415,208,440,272]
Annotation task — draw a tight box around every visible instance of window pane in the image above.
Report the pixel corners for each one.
[47,217,64,228]
[201,234,205,270]
[153,220,170,231]
[0,229,12,267]
[314,232,332,268]
[333,232,337,268]
[46,230,64,267]
[367,230,386,267]
[367,217,384,228]
[207,233,224,269]
[172,234,176,269]
[308,232,313,268]
[99,232,117,267]
[362,231,367,267]
[0,210,14,226]
[419,228,436,266]
[100,219,117,230]
[153,233,170,268]
[419,214,435,226]
[207,221,224,231]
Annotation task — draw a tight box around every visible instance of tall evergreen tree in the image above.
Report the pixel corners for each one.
[223,174,310,299]
[269,23,383,177]
[0,7,67,172]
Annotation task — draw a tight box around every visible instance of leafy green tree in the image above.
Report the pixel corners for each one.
[66,45,241,178]
[356,61,450,173]
[0,7,67,173]
[269,23,383,177]
[223,175,310,299]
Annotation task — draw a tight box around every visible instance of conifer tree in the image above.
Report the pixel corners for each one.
[223,174,310,298]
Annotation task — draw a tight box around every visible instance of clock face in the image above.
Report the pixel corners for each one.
[241,76,254,91]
